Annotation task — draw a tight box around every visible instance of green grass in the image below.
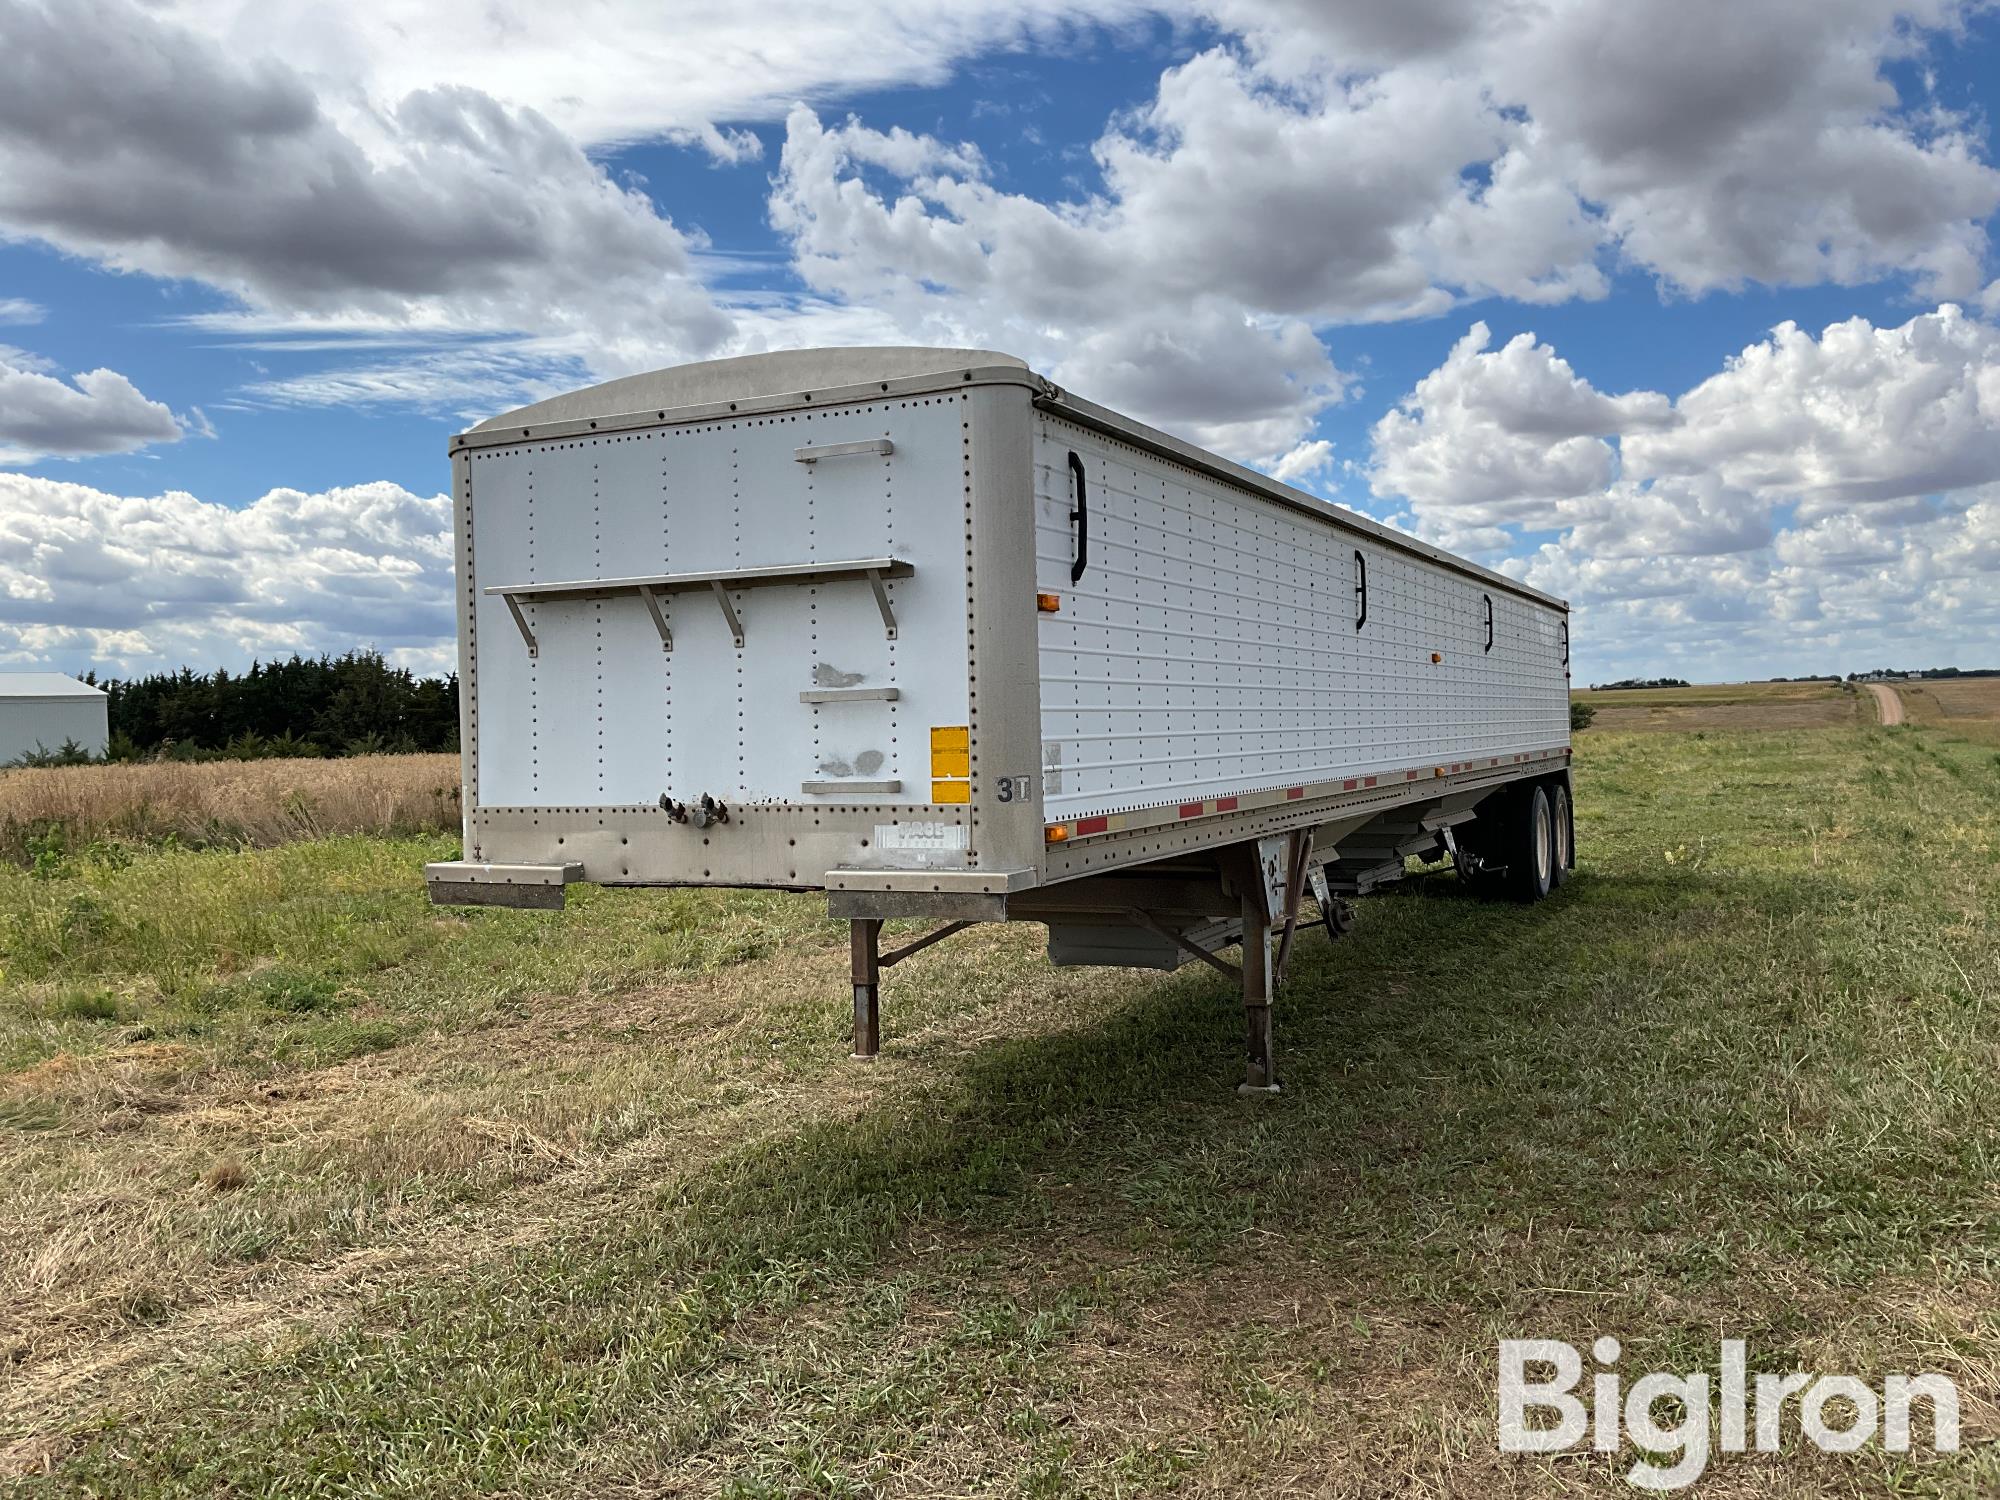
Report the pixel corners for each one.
[0,834,841,1076]
[5,724,1998,1496]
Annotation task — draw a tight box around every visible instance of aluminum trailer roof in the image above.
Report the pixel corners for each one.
[460,346,1566,613]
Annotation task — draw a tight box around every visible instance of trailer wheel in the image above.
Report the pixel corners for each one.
[1549,782,1573,888]
[1506,785,1554,903]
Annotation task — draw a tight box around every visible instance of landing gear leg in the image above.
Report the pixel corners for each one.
[1239,892,1279,1094]
[850,918,881,1060]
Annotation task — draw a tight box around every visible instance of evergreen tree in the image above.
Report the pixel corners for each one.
[96,651,458,758]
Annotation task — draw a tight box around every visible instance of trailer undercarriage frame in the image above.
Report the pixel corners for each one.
[839,770,1572,1091]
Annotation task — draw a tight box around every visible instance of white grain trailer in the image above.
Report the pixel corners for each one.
[427,347,1575,1090]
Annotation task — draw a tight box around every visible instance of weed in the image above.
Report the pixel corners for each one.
[52,988,122,1022]
[25,825,68,880]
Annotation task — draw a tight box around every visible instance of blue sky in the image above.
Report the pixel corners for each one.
[3,0,1999,684]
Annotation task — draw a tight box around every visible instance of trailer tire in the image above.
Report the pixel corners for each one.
[1549,782,1573,889]
[1506,785,1555,903]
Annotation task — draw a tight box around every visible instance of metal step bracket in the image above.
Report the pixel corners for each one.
[484,557,914,656]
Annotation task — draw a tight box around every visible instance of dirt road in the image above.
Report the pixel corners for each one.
[1867,682,1906,726]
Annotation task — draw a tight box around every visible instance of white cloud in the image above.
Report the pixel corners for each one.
[0,2,1183,415]
[1369,322,1673,534]
[0,0,731,374]
[1510,510,2000,682]
[141,0,1991,334]
[0,353,185,462]
[155,1,1158,153]
[4,0,1992,445]
[766,49,1581,330]
[1379,304,2000,676]
[664,123,765,167]
[1559,474,1773,561]
[1054,307,1348,460]
[241,343,590,419]
[0,472,454,674]
[761,0,1998,469]
[0,343,53,375]
[1269,438,1335,486]
[0,0,1995,684]
[0,297,43,324]
[1623,304,2000,515]
[1208,0,2000,300]
[768,100,1352,462]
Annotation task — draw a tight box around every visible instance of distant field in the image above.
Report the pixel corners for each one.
[3,719,1997,1494]
[0,754,460,864]
[1575,678,1868,733]
[1894,677,2000,747]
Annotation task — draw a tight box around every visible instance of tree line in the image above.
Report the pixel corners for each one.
[1845,666,1999,681]
[69,652,459,762]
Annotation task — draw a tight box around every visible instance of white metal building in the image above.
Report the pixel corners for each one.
[0,673,110,763]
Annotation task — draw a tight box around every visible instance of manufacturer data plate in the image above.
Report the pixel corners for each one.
[873,821,970,852]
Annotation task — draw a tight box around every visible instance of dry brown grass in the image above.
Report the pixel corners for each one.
[0,753,460,860]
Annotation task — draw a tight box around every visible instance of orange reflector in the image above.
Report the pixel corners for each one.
[1045,825,1070,843]
[1434,766,1447,777]
[1037,592,1061,613]
[1431,651,1443,663]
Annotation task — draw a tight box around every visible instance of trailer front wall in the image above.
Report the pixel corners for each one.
[1032,414,1568,823]
[463,398,976,811]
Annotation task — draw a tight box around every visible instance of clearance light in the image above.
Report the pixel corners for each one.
[1045,825,1071,843]
[1431,651,1443,663]
[1037,592,1062,613]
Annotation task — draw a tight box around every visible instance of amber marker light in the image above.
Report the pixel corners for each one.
[1431,651,1443,663]
[1045,825,1070,843]
[1037,592,1062,612]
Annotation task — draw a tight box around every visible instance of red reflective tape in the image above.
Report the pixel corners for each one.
[1363,776,1378,787]
[1406,770,1420,780]
[1342,779,1357,790]
[1178,802,1205,818]
[1287,786,1305,800]
[1215,796,1239,811]
[1075,815,1109,835]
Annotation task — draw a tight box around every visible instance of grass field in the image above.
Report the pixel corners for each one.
[3,700,1997,1495]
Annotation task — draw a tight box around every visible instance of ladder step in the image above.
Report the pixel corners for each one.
[800,686,900,703]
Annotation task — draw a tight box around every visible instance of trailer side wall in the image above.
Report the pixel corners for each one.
[1032,413,1568,826]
